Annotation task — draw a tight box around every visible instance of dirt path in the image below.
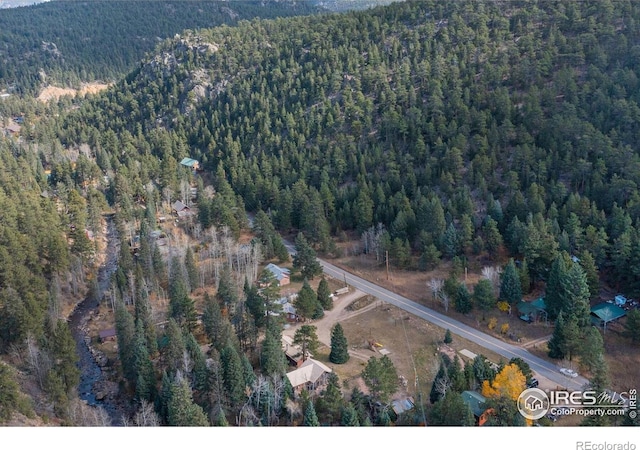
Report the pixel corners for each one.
[283,289,376,351]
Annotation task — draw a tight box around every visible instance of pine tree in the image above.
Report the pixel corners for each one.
[578,250,600,300]
[115,302,136,384]
[294,280,318,320]
[316,372,343,425]
[167,372,209,426]
[362,355,398,403]
[133,320,156,402]
[473,279,496,319]
[293,233,323,280]
[329,323,349,364]
[184,247,199,292]
[499,259,522,304]
[317,277,332,310]
[260,330,287,377]
[547,311,567,359]
[244,280,266,329]
[580,327,606,374]
[293,325,319,361]
[340,403,361,426]
[49,320,80,395]
[563,263,592,329]
[455,284,473,314]
[443,329,453,344]
[164,318,186,375]
[545,253,570,319]
[303,400,320,426]
[624,309,640,343]
[220,344,246,409]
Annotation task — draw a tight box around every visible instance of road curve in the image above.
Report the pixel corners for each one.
[285,241,590,391]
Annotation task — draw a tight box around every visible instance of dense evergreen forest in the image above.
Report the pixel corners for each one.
[3,0,640,427]
[59,0,640,297]
[0,0,321,94]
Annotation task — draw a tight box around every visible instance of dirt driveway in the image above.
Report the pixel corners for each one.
[282,288,375,354]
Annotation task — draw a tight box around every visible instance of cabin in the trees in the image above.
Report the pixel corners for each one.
[461,390,492,426]
[172,200,192,219]
[285,358,332,397]
[180,157,200,172]
[264,263,290,286]
[98,328,117,343]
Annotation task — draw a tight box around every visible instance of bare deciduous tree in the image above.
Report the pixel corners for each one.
[481,266,502,296]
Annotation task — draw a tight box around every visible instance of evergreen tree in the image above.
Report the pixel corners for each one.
[317,277,332,310]
[260,329,287,377]
[428,392,475,426]
[340,403,361,426]
[578,250,600,300]
[133,320,156,402]
[362,355,398,403]
[167,372,209,426]
[303,400,320,426]
[220,344,246,409]
[316,372,344,425]
[115,302,136,384]
[49,320,80,395]
[444,329,453,344]
[329,323,349,364]
[244,280,266,329]
[563,263,592,329]
[294,280,318,321]
[164,318,187,375]
[135,277,157,356]
[0,362,24,423]
[499,259,522,305]
[184,246,199,292]
[455,284,473,314]
[293,233,323,280]
[473,279,496,319]
[624,309,640,343]
[168,259,197,331]
[547,311,567,360]
[545,253,571,320]
[580,327,606,374]
[429,360,450,404]
[293,325,319,361]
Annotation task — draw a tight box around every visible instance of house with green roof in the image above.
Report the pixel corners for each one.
[180,157,200,171]
[461,391,492,426]
[591,302,626,331]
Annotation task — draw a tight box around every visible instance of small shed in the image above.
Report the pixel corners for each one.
[99,328,117,343]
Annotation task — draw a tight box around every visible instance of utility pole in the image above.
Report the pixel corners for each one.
[386,250,389,281]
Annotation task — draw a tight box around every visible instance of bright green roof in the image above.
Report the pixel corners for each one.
[461,390,487,417]
[517,297,547,315]
[590,302,626,323]
[180,157,199,167]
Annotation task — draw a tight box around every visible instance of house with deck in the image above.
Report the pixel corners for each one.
[286,358,332,397]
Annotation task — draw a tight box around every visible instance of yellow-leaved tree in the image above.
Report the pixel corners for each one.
[481,363,526,401]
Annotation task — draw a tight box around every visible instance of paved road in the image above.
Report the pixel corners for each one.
[285,242,590,391]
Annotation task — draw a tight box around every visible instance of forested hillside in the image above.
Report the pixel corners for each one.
[0,0,320,94]
[59,0,640,297]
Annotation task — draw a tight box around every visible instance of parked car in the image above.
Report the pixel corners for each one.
[559,368,578,378]
[527,377,539,388]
